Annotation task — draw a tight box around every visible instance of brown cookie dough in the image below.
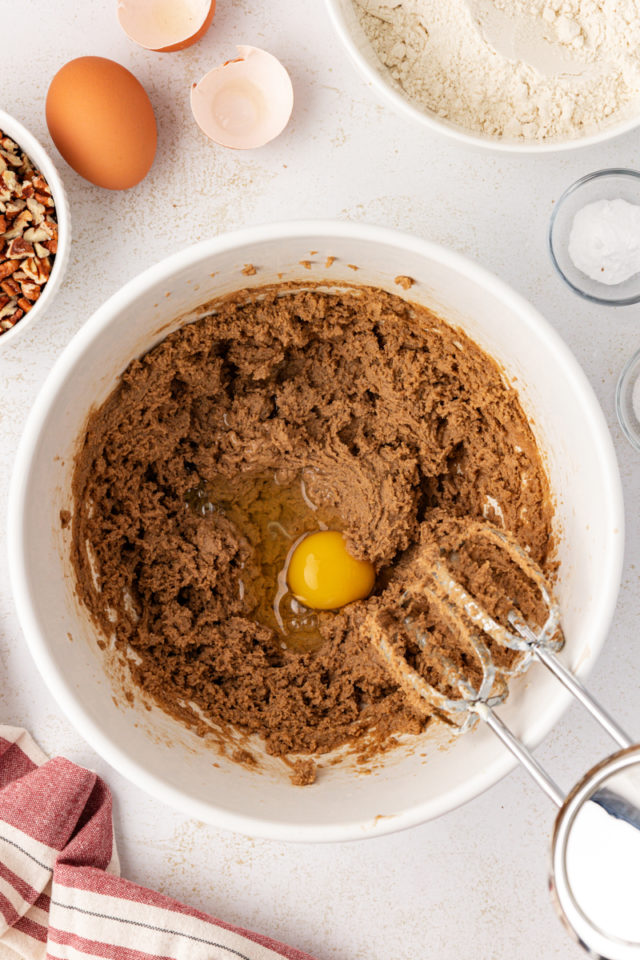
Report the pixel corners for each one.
[71,284,554,769]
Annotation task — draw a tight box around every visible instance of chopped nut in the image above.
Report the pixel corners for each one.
[0,147,21,168]
[0,127,58,336]
[21,256,51,283]
[4,199,25,217]
[6,236,34,259]
[25,196,45,223]
[20,280,41,301]
[32,174,50,194]
[1,277,21,297]
[34,191,53,208]
[0,303,22,324]
[0,170,18,201]
[39,219,56,240]
[23,225,49,243]
[0,259,19,279]
[3,208,32,239]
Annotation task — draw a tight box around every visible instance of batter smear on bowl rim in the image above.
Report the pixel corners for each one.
[70,282,555,784]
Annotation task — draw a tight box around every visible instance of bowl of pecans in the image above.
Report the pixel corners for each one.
[0,109,70,346]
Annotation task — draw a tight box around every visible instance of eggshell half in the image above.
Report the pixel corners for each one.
[117,0,215,52]
[46,57,157,191]
[190,46,293,149]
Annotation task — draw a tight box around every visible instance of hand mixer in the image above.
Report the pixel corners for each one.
[368,520,640,960]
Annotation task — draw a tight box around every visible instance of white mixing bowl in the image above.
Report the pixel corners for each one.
[325,0,640,153]
[8,221,623,841]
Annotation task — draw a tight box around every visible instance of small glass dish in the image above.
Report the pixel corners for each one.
[616,347,640,452]
[549,169,640,306]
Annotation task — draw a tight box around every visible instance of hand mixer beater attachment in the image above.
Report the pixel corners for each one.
[368,519,640,960]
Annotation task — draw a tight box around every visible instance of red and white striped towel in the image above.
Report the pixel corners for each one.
[0,726,316,960]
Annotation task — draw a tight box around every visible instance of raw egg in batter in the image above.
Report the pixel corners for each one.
[287,531,375,611]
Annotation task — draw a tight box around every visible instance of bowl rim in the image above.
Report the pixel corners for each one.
[0,107,71,348]
[324,0,640,154]
[549,168,640,306]
[8,220,625,842]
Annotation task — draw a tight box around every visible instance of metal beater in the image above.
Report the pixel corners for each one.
[368,521,640,959]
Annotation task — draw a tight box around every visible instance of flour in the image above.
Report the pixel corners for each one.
[355,0,640,140]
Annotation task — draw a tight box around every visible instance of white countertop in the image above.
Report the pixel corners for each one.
[2,2,640,958]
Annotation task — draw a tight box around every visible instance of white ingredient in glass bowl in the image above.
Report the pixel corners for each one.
[568,199,640,285]
[355,0,640,141]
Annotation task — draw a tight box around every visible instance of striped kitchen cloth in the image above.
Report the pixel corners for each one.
[0,726,315,960]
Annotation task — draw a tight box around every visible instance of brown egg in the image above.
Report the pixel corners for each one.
[46,56,157,190]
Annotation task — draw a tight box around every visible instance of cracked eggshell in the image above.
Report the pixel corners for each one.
[117,0,215,52]
[190,46,293,149]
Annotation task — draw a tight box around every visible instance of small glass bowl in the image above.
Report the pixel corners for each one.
[549,169,640,306]
[616,347,640,452]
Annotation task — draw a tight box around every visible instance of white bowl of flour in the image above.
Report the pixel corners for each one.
[326,0,640,151]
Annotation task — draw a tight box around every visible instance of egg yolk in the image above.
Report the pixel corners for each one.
[287,530,376,611]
